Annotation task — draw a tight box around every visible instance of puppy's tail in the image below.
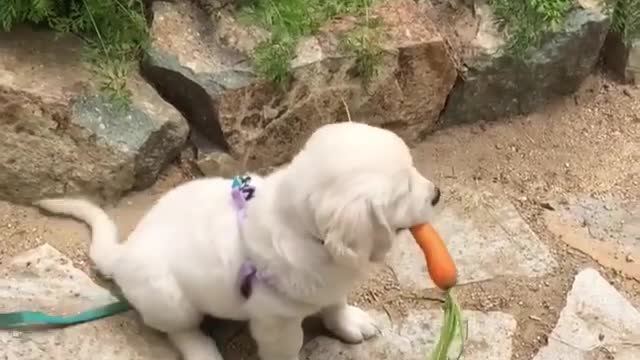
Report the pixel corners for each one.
[35,198,121,276]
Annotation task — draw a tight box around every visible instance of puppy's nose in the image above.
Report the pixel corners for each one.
[431,187,441,206]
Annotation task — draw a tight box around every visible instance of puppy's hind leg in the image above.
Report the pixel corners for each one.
[169,329,224,360]
[124,275,222,360]
[250,316,304,360]
[141,299,223,360]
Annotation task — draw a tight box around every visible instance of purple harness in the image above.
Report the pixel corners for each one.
[231,176,262,299]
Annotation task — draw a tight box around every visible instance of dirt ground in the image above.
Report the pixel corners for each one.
[0,73,639,359]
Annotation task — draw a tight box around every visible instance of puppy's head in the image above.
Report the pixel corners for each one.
[290,122,440,269]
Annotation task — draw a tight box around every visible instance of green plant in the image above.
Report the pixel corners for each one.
[488,0,575,56]
[608,0,640,44]
[239,0,380,87]
[251,33,297,86]
[1,0,149,109]
[340,15,384,89]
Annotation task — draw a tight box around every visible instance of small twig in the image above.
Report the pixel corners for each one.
[444,165,457,179]
[386,264,399,282]
[341,97,352,122]
[548,334,640,352]
[525,133,536,144]
[400,294,446,303]
[382,304,394,325]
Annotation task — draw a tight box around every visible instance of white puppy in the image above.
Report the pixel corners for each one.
[35,121,441,360]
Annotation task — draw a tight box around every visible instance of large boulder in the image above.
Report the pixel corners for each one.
[0,27,189,205]
[142,0,457,172]
[441,0,611,124]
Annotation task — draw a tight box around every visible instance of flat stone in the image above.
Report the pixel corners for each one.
[0,244,177,359]
[533,268,640,360]
[301,309,517,360]
[388,186,556,290]
[142,0,456,171]
[544,194,640,281]
[442,1,611,123]
[0,27,189,205]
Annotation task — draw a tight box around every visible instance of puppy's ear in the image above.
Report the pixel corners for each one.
[324,199,393,267]
[324,200,366,268]
[369,202,394,262]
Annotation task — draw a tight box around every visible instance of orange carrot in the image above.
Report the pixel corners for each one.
[410,223,457,290]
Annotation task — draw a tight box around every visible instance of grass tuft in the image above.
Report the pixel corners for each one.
[488,0,575,56]
[238,0,382,87]
[608,0,640,44]
[340,15,384,89]
[489,0,640,56]
[1,0,149,110]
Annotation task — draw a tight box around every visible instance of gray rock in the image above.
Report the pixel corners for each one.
[533,268,640,360]
[142,0,457,171]
[441,1,611,123]
[0,244,178,359]
[301,309,517,360]
[544,194,640,281]
[388,186,557,290]
[0,27,189,205]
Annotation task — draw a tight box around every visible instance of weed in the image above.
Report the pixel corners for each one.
[239,0,382,87]
[340,15,384,89]
[488,0,575,56]
[608,0,640,44]
[1,0,149,110]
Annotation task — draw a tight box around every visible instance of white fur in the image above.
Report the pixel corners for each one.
[35,122,440,360]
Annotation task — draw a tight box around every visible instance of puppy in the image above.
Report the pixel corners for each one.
[35,121,441,360]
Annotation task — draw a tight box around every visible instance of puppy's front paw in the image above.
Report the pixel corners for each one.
[321,305,378,344]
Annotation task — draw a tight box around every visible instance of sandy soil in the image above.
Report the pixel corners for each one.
[1,74,639,359]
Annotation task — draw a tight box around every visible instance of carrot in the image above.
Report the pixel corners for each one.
[410,223,457,290]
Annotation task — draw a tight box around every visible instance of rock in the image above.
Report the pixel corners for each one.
[301,309,517,360]
[0,27,189,205]
[0,244,178,359]
[142,0,456,171]
[543,194,640,281]
[388,186,557,290]
[441,1,611,124]
[602,31,640,84]
[533,268,640,360]
[196,150,241,177]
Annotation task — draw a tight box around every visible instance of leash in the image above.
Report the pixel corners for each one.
[0,300,131,330]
